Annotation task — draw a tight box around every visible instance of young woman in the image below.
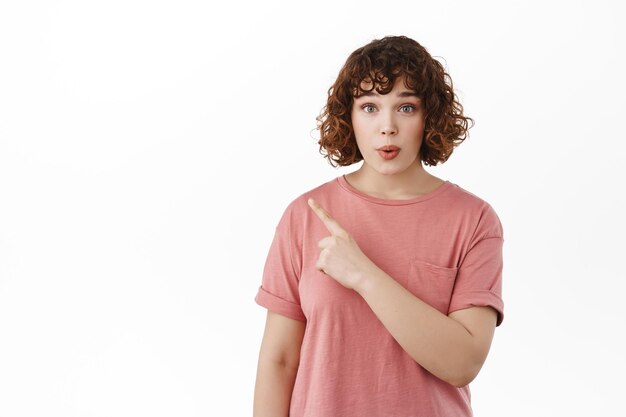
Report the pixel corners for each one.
[253,35,504,417]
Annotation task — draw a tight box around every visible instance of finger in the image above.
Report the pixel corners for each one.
[308,198,346,237]
[318,236,334,249]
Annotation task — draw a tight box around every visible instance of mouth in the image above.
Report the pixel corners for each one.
[377,147,400,160]
[378,146,400,152]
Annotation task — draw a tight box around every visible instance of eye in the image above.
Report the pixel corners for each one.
[362,104,376,113]
[400,104,416,113]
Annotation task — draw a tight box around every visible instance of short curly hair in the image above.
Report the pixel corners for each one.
[314,35,474,167]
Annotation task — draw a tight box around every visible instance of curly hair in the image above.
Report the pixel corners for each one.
[314,35,474,167]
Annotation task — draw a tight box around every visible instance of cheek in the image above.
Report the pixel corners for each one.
[351,114,367,135]
[405,118,425,135]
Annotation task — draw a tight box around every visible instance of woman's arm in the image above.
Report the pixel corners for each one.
[253,359,299,417]
[355,266,498,388]
[253,311,306,417]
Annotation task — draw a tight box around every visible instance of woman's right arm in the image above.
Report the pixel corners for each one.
[253,311,306,417]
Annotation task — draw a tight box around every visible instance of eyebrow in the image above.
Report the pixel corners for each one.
[356,91,421,99]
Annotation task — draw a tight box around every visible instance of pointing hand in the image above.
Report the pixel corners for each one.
[307,197,375,291]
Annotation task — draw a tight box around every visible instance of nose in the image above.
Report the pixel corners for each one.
[380,112,397,136]
[381,126,397,135]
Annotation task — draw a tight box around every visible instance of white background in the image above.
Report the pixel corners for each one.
[1,0,624,416]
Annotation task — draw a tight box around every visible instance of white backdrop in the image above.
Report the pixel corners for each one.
[1,0,624,416]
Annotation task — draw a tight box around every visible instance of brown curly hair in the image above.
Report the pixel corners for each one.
[314,35,474,167]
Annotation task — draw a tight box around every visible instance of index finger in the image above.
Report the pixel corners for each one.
[307,198,346,237]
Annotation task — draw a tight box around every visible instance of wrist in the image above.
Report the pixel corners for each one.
[353,262,380,295]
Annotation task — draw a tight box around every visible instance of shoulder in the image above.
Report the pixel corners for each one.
[281,177,339,216]
[445,181,492,209]
[445,181,504,240]
[274,177,339,231]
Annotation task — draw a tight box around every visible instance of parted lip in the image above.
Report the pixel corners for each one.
[377,145,400,151]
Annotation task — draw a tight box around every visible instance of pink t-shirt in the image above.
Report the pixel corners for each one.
[255,174,504,417]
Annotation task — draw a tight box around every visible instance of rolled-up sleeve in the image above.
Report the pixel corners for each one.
[254,203,306,322]
[449,204,505,327]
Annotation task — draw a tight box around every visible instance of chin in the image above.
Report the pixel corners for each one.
[376,165,409,175]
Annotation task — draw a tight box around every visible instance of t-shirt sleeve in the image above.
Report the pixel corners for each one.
[448,203,505,327]
[254,202,306,322]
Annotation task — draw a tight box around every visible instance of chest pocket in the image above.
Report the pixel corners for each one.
[406,258,458,314]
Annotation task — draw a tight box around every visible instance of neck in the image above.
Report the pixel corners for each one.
[348,161,438,198]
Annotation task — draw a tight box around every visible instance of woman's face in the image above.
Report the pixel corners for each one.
[350,75,425,175]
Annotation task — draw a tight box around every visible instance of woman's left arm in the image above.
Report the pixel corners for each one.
[355,265,498,388]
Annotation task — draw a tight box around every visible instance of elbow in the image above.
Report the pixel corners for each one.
[451,374,473,389]
[451,364,479,388]
[451,341,489,388]
[450,374,472,389]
